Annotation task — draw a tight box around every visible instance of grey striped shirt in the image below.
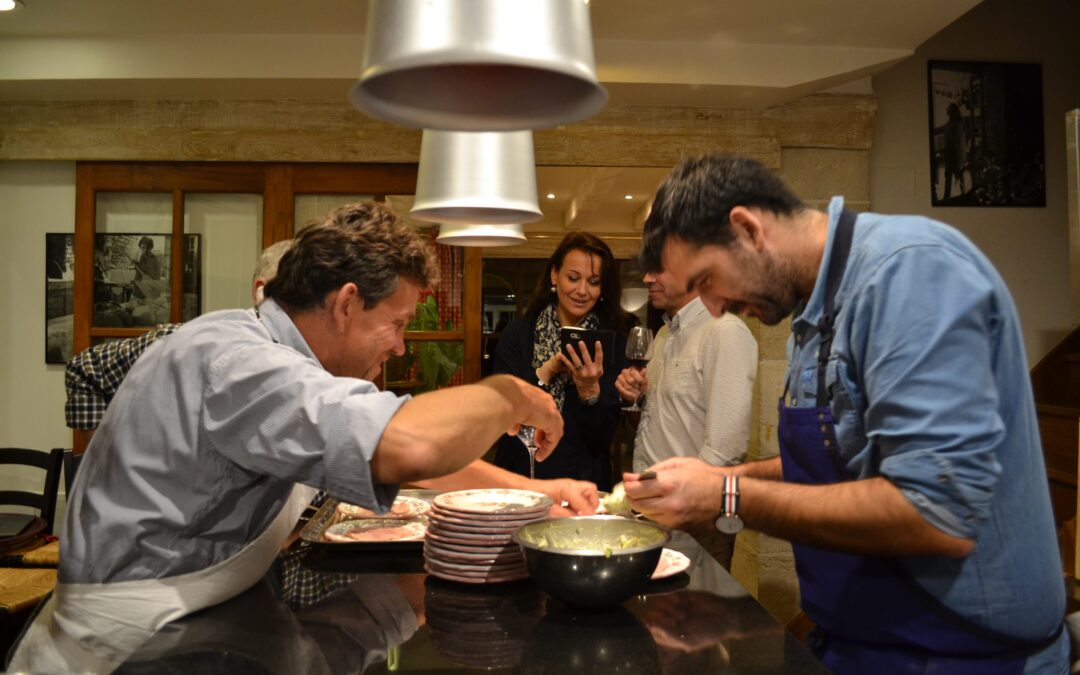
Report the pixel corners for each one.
[60,299,404,584]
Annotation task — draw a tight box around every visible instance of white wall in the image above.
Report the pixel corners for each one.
[870,0,1080,364]
[0,162,77,523]
[0,164,268,529]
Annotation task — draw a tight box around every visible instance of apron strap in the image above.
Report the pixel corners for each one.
[815,209,858,404]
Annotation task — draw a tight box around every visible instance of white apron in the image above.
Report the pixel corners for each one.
[9,484,317,674]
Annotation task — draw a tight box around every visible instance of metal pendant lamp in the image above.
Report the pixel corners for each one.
[351,0,608,131]
[411,130,543,234]
[435,222,528,247]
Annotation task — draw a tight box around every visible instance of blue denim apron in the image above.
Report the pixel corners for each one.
[777,210,1052,674]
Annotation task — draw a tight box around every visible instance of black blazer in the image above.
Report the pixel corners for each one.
[491,315,628,491]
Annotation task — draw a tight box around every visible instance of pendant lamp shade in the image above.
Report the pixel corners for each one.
[436,223,528,247]
[411,130,543,225]
[351,0,607,131]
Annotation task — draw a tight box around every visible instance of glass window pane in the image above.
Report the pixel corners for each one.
[481,258,547,377]
[93,193,173,328]
[384,340,464,395]
[95,193,172,234]
[185,193,263,317]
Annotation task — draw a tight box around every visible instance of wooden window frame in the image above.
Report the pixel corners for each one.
[73,161,483,448]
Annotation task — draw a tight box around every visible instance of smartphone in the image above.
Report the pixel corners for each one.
[559,326,615,370]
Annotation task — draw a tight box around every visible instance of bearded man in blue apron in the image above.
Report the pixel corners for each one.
[624,155,1068,674]
[9,202,565,672]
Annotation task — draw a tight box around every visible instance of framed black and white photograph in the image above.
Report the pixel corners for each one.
[91,233,202,328]
[44,233,76,364]
[927,60,1045,207]
[45,233,202,363]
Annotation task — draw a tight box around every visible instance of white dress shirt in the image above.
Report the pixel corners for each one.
[633,297,757,472]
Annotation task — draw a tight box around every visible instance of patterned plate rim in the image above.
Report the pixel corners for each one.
[433,489,553,515]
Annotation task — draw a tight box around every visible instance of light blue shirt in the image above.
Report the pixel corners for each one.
[61,299,405,584]
[785,198,1064,644]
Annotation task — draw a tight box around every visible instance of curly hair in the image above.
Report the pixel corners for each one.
[641,155,805,271]
[264,202,438,311]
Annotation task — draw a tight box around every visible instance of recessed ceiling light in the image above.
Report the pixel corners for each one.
[0,0,25,11]
[546,193,556,199]
[624,195,633,200]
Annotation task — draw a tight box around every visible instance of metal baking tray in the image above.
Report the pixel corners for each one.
[298,488,439,552]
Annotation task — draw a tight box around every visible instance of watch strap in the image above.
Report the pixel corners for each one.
[722,475,740,518]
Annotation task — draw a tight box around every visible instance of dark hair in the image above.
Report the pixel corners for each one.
[525,232,626,334]
[138,236,154,250]
[641,155,805,270]
[264,202,438,311]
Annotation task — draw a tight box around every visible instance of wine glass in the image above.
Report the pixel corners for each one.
[622,326,654,412]
[517,425,539,479]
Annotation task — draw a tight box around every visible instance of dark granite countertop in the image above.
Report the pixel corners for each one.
[109,530,826,674]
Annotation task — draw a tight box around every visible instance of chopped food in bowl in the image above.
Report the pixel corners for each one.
[512,516,670,609]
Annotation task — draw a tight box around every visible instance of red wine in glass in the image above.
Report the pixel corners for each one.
[622,327,654,411]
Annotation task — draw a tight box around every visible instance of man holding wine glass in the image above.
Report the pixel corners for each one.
[621,326,654,415]
[614,260,757,568]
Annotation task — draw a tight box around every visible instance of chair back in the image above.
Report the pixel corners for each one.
[0,448,64,534]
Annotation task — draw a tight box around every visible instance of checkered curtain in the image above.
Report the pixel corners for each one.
[425,230,464,386]
[427,229,463,329]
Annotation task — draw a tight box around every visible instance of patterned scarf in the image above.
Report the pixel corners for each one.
[532,300,601,411]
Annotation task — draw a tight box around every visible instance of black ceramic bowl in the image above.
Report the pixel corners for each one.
[512,516,670,610]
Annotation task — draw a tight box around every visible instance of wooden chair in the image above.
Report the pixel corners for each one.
[0,448,64,535]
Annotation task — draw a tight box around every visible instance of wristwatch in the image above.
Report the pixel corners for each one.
[582,392,600,406]
[715,475,744,534]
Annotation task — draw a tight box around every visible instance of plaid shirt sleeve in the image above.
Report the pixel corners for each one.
[64,323,183,429]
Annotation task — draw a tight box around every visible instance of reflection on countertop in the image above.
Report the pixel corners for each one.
[36,528,824,674]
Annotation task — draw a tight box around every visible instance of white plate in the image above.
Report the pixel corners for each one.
[430,505,547,525]
[323,518,426,543]
[424,563,531,585]
[336,495,431,519]
[651,548,691,580]
[434,489,553,515]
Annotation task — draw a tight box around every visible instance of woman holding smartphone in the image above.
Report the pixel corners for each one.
[492,232,629,491]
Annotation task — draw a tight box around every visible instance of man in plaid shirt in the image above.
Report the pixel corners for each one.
[64,240,293,436]
[65,323,183,431]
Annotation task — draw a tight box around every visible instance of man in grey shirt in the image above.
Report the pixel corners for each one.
[615,260,757,567]
[11,202,565,671]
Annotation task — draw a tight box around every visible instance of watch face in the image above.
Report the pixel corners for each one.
[715,515,743,535]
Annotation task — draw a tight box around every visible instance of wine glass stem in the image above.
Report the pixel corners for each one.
[528,447,537,479]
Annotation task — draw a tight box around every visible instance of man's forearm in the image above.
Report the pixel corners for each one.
[412,459,529,492]
[731,456,783,480]
[742,476,973,557]
[372,375,531,483]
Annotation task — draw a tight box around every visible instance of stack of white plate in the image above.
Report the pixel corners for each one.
[424,489,553,584]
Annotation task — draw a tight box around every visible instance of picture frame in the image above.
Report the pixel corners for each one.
[45,233,202,364]
[927,60,1045,207]
[44,233,76,365]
